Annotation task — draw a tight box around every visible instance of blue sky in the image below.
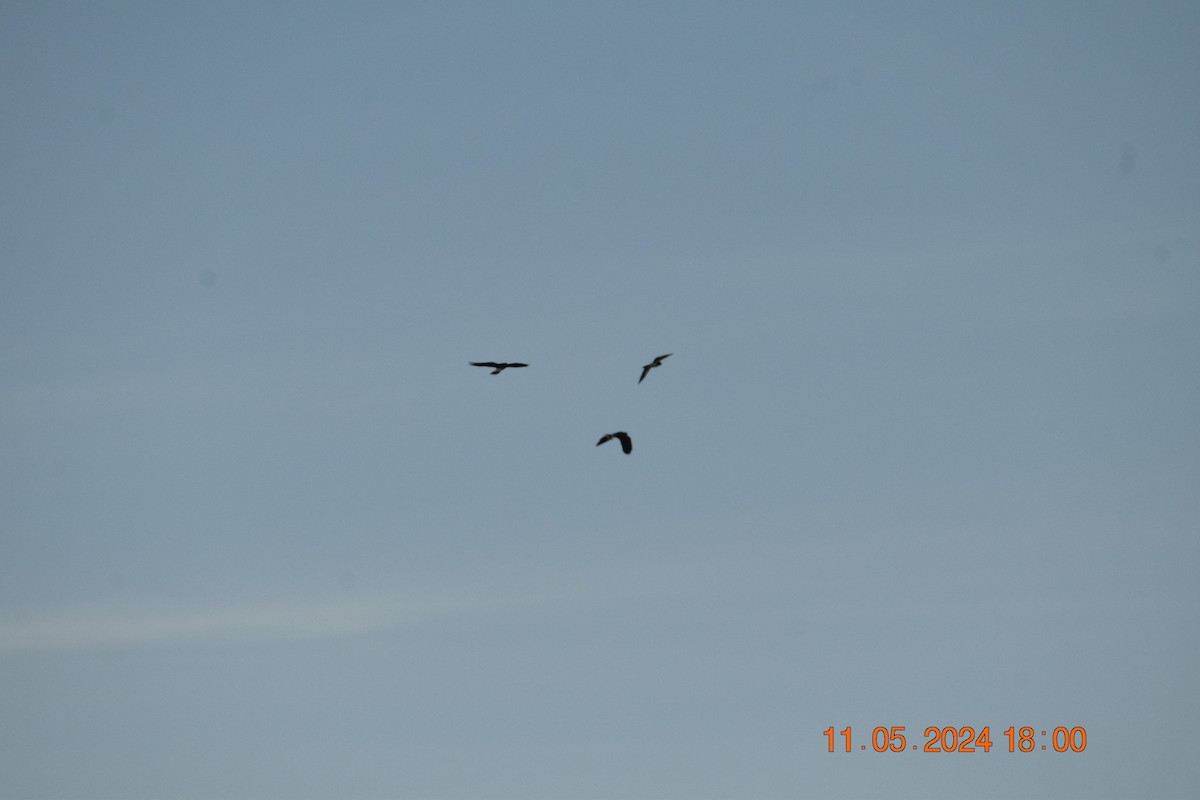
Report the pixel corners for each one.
[2,2,1198,798]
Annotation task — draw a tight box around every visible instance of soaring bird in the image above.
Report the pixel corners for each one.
[470,361,528,375]
[639,353,672,384]
[596,431,632,454]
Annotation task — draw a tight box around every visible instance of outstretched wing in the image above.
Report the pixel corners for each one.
[471,361,527,374]
[596,432,631,453]
[639,353,672,382]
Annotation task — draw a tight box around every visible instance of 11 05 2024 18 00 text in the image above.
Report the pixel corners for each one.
[822,725,1087,754]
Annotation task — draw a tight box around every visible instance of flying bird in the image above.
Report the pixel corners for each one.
[470,361,528,375]
[638,353,672,384]
[596,431,632,454]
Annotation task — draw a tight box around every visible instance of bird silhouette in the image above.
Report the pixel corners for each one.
[596,431,632,454]
[638,353,672,384]
[470,361,528,375]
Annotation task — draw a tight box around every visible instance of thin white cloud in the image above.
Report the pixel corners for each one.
[0,546,782,655]
[0,589,514,655]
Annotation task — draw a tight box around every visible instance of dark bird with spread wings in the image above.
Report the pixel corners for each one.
[470,361,529,375]
[596,431,632,454]
[638,353,672,384]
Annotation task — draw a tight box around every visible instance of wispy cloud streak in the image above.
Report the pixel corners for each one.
[0,548,764,655]
[0,589,512,655]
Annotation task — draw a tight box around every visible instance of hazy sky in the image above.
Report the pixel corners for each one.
[2,2,1198,798]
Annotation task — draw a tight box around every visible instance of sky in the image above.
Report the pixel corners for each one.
[1,1,1198,798]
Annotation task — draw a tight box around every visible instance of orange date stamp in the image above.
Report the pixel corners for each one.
[823,726,1087,753]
